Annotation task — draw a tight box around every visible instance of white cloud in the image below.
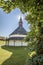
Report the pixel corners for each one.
[17,14,25,21]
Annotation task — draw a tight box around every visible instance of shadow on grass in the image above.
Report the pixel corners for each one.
[1,46,28,65]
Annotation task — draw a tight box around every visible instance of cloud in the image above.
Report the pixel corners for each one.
[17,14,25,21]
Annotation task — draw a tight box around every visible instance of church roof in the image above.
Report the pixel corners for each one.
[10,17,27,35]
[10,26,27,35]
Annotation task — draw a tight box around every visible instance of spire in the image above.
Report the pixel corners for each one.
[19,17,23,27]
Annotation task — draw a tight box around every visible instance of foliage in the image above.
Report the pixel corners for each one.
[0,0,43,65]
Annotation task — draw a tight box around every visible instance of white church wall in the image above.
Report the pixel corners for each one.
[9,40,14,46]
[15,40,21,46]
[9,34,26,37]
[6,40,28,46]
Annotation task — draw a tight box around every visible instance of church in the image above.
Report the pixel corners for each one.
[6,17,28,46]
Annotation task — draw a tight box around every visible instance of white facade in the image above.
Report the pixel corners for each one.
[8,40,14,46]
[9,34,26,37]
[6,40,28,46]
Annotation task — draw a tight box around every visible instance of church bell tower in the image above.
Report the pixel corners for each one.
[19,17,23,27]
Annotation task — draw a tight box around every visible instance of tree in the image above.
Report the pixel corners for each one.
[0,0,43,65]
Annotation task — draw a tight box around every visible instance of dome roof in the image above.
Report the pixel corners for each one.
[10,26,27,35]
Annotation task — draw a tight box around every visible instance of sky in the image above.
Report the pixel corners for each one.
[0,8,30,37]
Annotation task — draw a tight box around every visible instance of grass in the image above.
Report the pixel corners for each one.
[0,46,28,65]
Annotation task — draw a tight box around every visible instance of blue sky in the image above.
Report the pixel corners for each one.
[0,8,30,37]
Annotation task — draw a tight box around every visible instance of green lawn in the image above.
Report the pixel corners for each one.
[0,46,28,65]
